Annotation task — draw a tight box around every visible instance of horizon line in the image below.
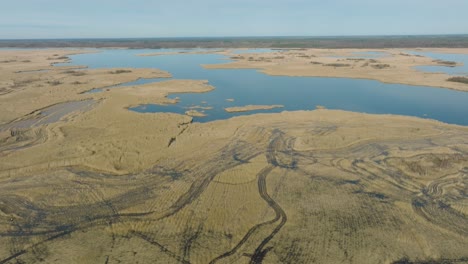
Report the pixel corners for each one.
[1,33,468,41]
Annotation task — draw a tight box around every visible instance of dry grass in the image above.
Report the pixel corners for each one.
[323,63,351,67]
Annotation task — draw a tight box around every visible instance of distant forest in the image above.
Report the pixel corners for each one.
[1,35,468,49]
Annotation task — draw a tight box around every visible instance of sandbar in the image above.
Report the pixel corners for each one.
[225,104,284,113]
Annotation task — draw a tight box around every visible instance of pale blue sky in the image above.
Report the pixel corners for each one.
[1,0,467,39]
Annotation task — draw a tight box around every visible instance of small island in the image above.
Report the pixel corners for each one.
[185,109,206,117]
[224,104,284,113]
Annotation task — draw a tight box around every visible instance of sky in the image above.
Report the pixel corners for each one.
[0,0,467,39]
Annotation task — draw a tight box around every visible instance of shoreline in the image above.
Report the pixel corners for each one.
[203,48,468,92]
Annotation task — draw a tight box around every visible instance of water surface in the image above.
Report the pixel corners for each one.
[407,50,468,76]
[60,49,468,125]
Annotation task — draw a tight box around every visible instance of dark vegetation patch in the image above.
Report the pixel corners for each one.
[371,64,391,69]
[346,58,366,61]
[392,256,468,264]
[323,63,351,67]
[47,56,68,60]
[310,61,322,65]
[447,76,468,84]
[433,59,457,66]
[11,78,40,88]
[109,69,132,74]
[297,54,314,58]
[63,70,86,76]
[3,35,468,49]
[47,80,62,86]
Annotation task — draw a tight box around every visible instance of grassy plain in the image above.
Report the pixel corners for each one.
[0,49,467,264]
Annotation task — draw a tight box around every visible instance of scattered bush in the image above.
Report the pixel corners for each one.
[433,59,457,66]
[63,70,86,76]
[11,78,39,88]
[47,80,62,86]
[447,76,468,84]
[323,63,351,67]
[109,69,132,74]
[371,64,390,69]
[346,58,366,61]
[310,61,322,65]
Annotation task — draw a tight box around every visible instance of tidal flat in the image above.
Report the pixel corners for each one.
[0,48,467,264]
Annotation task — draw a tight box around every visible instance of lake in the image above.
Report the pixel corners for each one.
[59,49,468,125]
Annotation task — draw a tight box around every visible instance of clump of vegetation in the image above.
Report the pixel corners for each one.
[0,59,16,63]
[63,70,86,76]
[310,61,322,65]
[71,81,84,85]
[371,64,390,69]
[47,80,62,86]
[230,56,245,60]
[447,76,468,84]
[11,78,39,88]
[323,63,351,67]
[399,53,411,56]
[361,62,369,67]
[47,56,68,60]
[433,59,457,66]
[22,60,31,63]
[109,69,132,74]
[346,58,366,61]
[368,59,378,63]
[273,56,285,59]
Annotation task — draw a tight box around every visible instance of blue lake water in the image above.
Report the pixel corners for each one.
[59,49,468,125]
[407,50,468,76]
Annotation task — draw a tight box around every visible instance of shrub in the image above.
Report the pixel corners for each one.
[323,63,351,67]
[109,69,132,74]
[433,60,457,66]
[47,80,62,86]
[371,64,390,69]
[447,76,468,84]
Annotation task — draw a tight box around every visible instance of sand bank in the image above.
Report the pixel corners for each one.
[225,104,284,113]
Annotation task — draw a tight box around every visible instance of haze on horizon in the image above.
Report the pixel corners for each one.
[1,0,467,39]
